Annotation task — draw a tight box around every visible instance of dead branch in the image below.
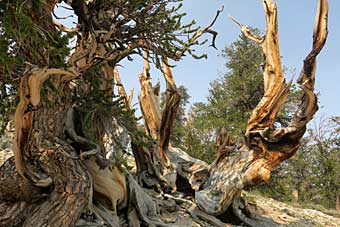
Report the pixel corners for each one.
[228,15,264,43]
[53,20,79,33]
[244,0,290,142]
[175,7,223,59]
[245,0,328,159]
[159,57,181,152]
[138,53,162,140]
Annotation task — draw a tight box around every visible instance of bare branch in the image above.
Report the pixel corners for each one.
[161,57,176,90]
[228,15,264,43]
[53,20,79,33]
[175,7,223,59]
[245,0,290,142]
[52,10,74,20]
[113,67,131,110]
[138,72,161,139]
[159,57,181,151]
[291,0,328,127]
[245,0,328,160]
[143,50,151,76]
[127,88,134,107]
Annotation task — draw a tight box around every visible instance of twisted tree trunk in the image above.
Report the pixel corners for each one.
[1,71,91,226]
[195,0,328,217]
[0,0,328,226]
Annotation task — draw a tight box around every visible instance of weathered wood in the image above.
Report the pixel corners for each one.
[5,63,94,226]
[0,200,37,226]
[23,147,91,227]
[84,158,127,212]
[136,54,182,191]
[1,0,329,226]
[195,0,328,215]
[13,68,77,187]
[159,57,181,152]
[113,66,157,181]
[244,0,290,138]
[232,195,280,227]
[0,157,43,203]
[167,147,209,191]
[114,67,132,110]
[138,70,162,140]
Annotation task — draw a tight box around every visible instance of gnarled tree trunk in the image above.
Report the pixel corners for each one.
[195,0,328,218]
[0,0,328,226]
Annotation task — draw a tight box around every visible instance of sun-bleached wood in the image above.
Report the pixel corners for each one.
[0,0,328,226]
[195,0,328,216]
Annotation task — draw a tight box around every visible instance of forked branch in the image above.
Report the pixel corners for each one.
[243,0,328,163]
[195,0,329,216]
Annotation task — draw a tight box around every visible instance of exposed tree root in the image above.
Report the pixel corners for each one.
[167,147,209,191]
[161,193,231,227]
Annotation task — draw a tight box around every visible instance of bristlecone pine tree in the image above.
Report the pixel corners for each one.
[0,0,328,226]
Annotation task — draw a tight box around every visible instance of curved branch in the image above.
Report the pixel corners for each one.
[53,20,79,33]
[244,0,291,143]
[258,0,328,150]
[195,0,329,216]
[228,16,264,43]
[174,7,223,59]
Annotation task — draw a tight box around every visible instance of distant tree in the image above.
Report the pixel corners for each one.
[259,117,340,210]
[0,81,16,134]
[199,29,263,137]
[302,118,340,209]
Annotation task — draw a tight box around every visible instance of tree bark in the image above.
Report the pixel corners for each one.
[194,0,328,215]
[0,0,329,226]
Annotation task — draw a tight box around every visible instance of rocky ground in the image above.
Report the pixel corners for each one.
[1,127,339,227]
[242,192,340,226]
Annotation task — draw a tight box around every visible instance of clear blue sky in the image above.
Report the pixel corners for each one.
[55,0,340,118]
